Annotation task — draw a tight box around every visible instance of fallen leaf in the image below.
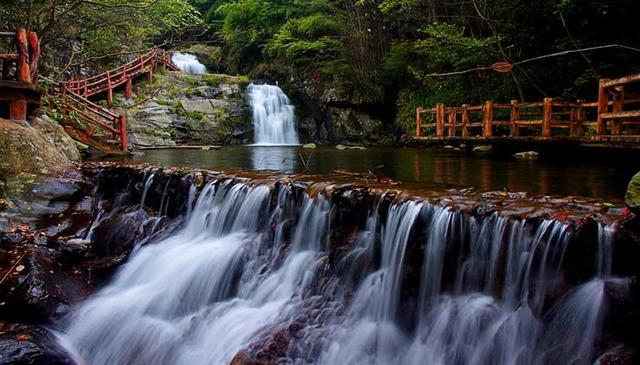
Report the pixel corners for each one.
[15,265,25,272]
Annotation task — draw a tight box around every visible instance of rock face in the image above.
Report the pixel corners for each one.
[125,72,251,147]
[291,76,391,145]
[0,323,76,365]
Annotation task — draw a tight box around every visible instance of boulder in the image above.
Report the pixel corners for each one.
[30,114,81,162]
[0,119,75,178]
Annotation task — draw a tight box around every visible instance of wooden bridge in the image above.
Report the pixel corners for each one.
[1,28,179,154]
[414,73,640,146]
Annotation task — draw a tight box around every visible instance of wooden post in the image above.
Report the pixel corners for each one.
[436,104,445,137]
[510,100,520,137]
[575,99,585,137]
[122,64,127,81]
[148,69,154,84]
[106,70,113,105]
[542,97,553,138]
[27,31,39,85]
[483,101,493,138]
[9,97,27,121]
[83,80,88,96]
[119,114,128,151]
[125,78,133,100]
[612,86,624,135]
[15,28,30,83]
[461,105,469,137]
[448,109,457,137]
[416,107,423,137]
[596,79,609,138]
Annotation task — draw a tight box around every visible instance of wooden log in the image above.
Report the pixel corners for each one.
[542,97,553,137]
[27,31,39,85]
[602,73,640,88]
[597,79,609,137]
[435,103,445,137]
[461,105,469,137]
[415,107,423,136]
[483,101,493,138]
[119,114,128,151]
[106,70,113,105]
[510,100,520,137]
[612,86,624,135]
[9,96,27,121]
[15,28,30,83]
[448,110,457,137]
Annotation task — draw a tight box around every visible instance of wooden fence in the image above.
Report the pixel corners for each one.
[416,73,640,141]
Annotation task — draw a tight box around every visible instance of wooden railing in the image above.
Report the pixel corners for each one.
[0,28,40,120]
[60,48,177,104]
[47,48,178,153]
[416,72,640,141]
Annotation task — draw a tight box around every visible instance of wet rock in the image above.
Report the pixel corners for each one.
[0,242,90,323]
[229,350,268,365]
[0,323,76,365]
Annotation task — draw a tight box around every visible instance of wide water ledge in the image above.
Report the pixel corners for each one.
[0,162,639,364]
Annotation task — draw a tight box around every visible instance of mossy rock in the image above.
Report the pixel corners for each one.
[624,172,640,212]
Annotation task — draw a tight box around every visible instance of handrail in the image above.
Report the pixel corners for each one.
[416,72,640,141]
[47,47,177,152]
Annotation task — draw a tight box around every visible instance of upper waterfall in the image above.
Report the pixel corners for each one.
[171,52,207,74]
[247,83,300,145]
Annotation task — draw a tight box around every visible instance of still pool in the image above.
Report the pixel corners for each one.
[100,146,638,202]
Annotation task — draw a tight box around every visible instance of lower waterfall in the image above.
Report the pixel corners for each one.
[61,176,619,365]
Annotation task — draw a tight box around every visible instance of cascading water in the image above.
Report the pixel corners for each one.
[171,52,207,74]
[247,83,300,145]
[61,175,621,365]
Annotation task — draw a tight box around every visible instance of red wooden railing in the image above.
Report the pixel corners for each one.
[0,28,40,120]
[50,48,178,153]
[416,72,640,141]
[60,48,177,103]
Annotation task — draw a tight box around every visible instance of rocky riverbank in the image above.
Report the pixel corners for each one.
[1,162,639,363]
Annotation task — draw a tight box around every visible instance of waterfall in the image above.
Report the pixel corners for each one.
[61,177,619,365]
[247,83,300,145]
[171,52,207,74]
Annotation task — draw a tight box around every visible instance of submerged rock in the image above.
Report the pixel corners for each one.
[513,151,540,160]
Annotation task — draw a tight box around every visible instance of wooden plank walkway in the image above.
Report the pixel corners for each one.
[414,72,640,145]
